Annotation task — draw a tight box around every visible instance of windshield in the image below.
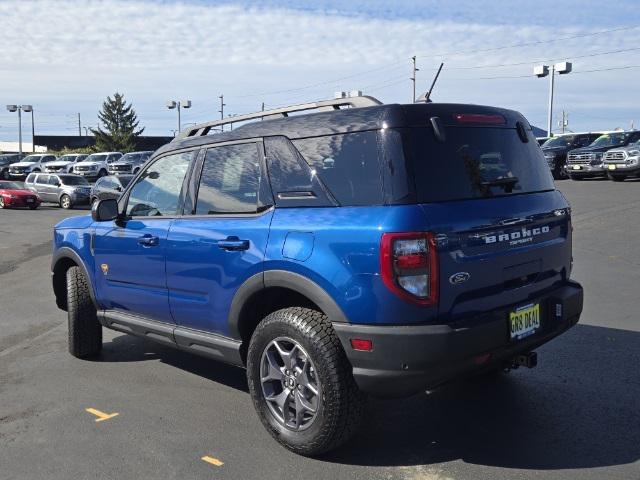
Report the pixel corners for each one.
[22,156,42,163]
[541,136,572,148]
[60,176,89,186]
[590,133,627,148]
[403,126,554,203]
[120,153,140,162]
[83,154,107,162]
[58,155,76,162]
[0,181,25,189]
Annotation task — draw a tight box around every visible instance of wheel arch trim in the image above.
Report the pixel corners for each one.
[51,247,98,310]
[228,269,349,340]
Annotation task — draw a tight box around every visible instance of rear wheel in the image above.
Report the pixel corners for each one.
[66,266,102,358]
[60,194,73,209]
[247,307,365,456]
[28,204,38,210]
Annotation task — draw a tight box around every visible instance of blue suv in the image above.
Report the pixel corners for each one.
[51,96,583,455]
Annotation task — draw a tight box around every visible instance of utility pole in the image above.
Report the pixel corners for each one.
[410,56,419,103]
[219,95,225,131]
[261,102,265,121]
[77,113,81,137]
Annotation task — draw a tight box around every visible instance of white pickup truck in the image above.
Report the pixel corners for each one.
[73,152,122,180]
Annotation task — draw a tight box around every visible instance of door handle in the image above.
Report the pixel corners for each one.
[138,234,159,247]
[217,236,250,251]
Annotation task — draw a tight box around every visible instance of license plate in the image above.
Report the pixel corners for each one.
[26,198,34,203]
[509,303,540,341]
[572,165,581,170]
[608,164,616,170]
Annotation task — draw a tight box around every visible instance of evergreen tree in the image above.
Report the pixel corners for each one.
[92,93,144,152]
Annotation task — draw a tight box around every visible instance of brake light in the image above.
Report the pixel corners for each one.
[380,232,438,306]
[454,113,506,125]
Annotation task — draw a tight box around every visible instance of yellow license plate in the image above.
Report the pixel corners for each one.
[509,303,540,341]
[608,164,616,170]
[572,165,581,170]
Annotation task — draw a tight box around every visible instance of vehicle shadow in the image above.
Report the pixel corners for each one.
[326,323,640,471]
[98,323,639,472]
[98,333,249,393]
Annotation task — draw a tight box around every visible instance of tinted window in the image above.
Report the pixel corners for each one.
[404,126,554,203]
[196,143,261,215]
[293,132,382,206]
[126,152,192,216]
[36,174,50,185]
[25,173,36,183]
[264,136,334,207]
[119,176,133,188]
[48,176,60,186]
[60,176,89,186]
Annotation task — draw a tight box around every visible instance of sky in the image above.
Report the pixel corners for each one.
[1,0,640,141]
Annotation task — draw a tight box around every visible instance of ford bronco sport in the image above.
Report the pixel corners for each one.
[51,95,583,455]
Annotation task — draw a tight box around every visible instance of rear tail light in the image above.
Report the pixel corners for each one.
[380,232,438,306]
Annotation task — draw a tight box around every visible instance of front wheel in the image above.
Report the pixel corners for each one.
[1,169,9,180]
[97,169,107,178]
[66,266,102,358]
[0,197,6,209]
[610,175,626,182]
[247,307,365,456]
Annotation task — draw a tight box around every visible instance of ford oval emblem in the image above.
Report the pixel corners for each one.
[449,272,471,285]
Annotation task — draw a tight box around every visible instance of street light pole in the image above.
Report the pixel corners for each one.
[167,100,191,132]
[534,62,572,137]
[5,104,30,156]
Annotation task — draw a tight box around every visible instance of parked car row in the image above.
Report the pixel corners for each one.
[540,130,640,181]
[5,151,153,181]
[0,150,153,210]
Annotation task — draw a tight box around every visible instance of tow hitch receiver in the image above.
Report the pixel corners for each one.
[512,351,538,369]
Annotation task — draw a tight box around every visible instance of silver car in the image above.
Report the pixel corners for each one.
[25,172,92,209]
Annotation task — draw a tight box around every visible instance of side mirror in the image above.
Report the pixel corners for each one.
[92,198,119,222]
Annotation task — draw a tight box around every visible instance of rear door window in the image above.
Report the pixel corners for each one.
[36,174,50,185]
[195,143,263,215]
[292,131,382,206]
[403,127,554,203]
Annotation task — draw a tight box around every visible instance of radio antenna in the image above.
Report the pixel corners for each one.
[424,62,444,103]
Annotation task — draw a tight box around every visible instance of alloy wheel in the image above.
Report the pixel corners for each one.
[260,337,321,431]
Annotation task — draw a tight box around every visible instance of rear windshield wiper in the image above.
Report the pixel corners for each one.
[481,176,519,193]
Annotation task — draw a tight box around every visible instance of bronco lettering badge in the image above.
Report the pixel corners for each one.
[484,225,550,246]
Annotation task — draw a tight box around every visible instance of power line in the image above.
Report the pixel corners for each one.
[230,24,639,100]
[457,64,640,80]
[446,45,640,70]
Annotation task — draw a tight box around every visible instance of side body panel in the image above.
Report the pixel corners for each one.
[166,211,274,335]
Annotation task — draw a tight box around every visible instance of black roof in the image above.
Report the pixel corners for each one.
[154,103,530,157]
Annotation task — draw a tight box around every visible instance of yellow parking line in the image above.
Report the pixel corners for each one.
[201,455,224,467]
[85,407,119,422]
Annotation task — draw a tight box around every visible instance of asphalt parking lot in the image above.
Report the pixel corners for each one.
[1,179,639,480]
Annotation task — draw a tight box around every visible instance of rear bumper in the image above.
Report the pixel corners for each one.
[334,281,583,397]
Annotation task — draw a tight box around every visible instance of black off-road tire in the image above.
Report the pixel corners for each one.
[67,266,102,358]
[247,307,365,456]
[610,175,626,182]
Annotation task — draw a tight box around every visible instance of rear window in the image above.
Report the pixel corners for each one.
[403,127,554,203]
[293,131,382,206]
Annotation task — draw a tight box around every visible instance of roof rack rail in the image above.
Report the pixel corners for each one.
[175,95,383,140]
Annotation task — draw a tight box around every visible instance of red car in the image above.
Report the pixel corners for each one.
[0,181,41,209]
